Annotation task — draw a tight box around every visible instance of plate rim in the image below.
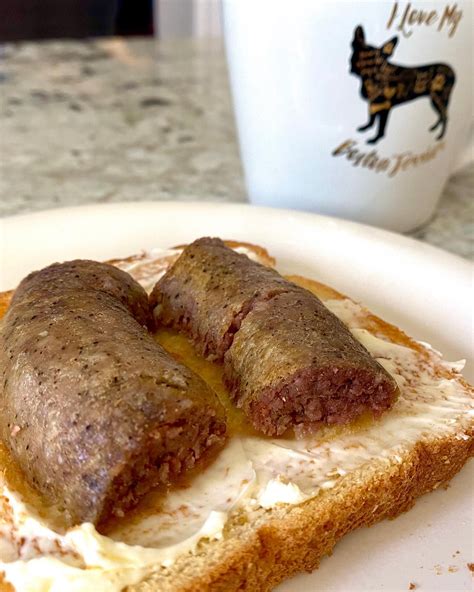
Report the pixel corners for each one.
[1,200,471,269]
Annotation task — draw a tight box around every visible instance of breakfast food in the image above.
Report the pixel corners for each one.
[150,237,399,436]
[0,260,226,526]
[0,243,471,592]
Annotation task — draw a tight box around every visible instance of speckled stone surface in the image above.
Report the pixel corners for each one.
[0,38,472,259]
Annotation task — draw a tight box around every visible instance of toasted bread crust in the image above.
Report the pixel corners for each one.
[0,242,472,592]
[129,432,471,592]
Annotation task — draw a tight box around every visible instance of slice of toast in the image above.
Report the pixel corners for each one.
[0,242,472,592]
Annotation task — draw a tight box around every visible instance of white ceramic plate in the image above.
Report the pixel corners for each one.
[0,202,472,592]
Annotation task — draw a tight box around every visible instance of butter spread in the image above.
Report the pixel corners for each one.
[0,252,472,591]
[257,478,306,509]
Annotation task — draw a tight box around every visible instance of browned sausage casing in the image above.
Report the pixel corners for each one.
[150,238,399,437]
[0,260,226,526]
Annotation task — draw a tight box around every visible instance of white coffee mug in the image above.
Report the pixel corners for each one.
[223,0,473,232]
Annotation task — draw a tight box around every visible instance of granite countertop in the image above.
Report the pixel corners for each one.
[0,38,472,258]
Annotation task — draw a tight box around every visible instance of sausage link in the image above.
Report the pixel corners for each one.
[0,260,226,525]
[151,238,398,437]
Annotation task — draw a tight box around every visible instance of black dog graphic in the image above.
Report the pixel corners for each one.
[350,26,456,144]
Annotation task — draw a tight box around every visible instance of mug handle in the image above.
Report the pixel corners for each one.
[453,122,474,174]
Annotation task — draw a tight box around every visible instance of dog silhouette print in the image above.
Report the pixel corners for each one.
[350,25,456,144]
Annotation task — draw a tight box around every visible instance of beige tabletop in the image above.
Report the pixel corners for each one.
[0,38,472,259]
